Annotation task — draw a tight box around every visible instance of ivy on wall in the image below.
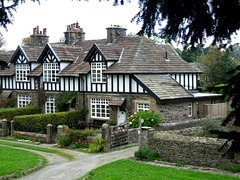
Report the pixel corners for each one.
[55,91,78,112]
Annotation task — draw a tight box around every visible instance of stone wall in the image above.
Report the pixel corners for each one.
[128,128,139,144]
[141,128,234,167]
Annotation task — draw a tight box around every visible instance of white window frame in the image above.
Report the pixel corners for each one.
[91,62,106,83]
[43,63,59,82]
[188,102,193,117]
[91,98,110,119]
[45,96,56,114]
[16,64,30,82]
[18,95,31,107]
[137,103,149,112]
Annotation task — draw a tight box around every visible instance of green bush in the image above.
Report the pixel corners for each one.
[198,116,228,138]
[69,129,88,142]
[134,148,159,161]
[147,150,158,160]
[0,105,40,120]
[14,110,81,130]
[88,139,106,153]
[106,119,116,126]
[57,130,71,147]
[128,111,162,129]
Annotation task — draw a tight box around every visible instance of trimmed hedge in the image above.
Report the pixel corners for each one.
[14,110,82,129]
[0,105,41,120]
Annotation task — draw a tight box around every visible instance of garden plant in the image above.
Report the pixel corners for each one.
[128,111,162,128]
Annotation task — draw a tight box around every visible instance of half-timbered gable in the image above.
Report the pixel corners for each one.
[36,43,82,91]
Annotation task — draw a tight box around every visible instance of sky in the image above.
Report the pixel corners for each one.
[0,0,144,50]
[1,0,240,51]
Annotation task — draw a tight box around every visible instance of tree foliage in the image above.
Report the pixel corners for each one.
[211,65,240,159]
[21,37,31,46]
[132,0,240,46]
[55,91,78,112]
[0,0,39,33]
[197,46,237,88]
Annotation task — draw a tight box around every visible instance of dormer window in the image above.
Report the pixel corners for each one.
[91,62,106,83]
[16,64,30,82]
[43,63,59,82]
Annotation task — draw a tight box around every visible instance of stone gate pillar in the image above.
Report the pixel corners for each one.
[1,119,8,137]
[46,124,52,144]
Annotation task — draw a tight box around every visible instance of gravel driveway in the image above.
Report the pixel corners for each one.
[14,143,138,180]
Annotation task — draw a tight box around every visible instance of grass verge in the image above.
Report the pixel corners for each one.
[0,140,74,160]
[81,159,239,180]
[0,146,46,178]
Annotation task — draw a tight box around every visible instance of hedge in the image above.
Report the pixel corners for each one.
[14,110,82,130]
[0,105,41,120]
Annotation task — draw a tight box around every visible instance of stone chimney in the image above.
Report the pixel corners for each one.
[106,25,127,43]
[64,21,85,45]
[30,26,49,46]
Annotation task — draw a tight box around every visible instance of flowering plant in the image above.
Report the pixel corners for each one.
[70,140,91,149]
[106,119,116,126]
[12,131,38,142]
[128,111,162,129]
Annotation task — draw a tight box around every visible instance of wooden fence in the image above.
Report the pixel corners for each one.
[203,103,227,117]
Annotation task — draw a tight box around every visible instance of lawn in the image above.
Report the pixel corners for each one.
[0,146,45,177]
[82,159,239,180]
[0,140,74,160]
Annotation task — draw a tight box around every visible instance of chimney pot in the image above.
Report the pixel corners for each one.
[37,26,39,34]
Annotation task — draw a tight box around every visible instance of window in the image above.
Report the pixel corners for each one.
[91,98,110,119]
[18,95,31,107]
[16,64,30,82]
[188,102,192,117]
[45,96,56,114]
[137,103,149,112]
[91,62,106,83]
[43,63,59,82]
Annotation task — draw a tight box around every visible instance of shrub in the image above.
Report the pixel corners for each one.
[106,119,116,126]
[0,105,40,120]
[69,129,88,142]
[198,116,228,138]
[147,150,158,161]
[55,91,78,112]
[128,111,162,129]
[70,140,91,149]
[0,98,16,108]
[134,148,159,161]
[14,110,81,131]
[88,139,106,153]
[57,130,71,147]
[134,148,149,159]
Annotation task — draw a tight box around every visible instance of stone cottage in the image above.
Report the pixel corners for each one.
[0,23,223,125]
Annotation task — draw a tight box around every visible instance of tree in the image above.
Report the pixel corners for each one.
[0,0,39,33]
[132,0,240,47]
[211,66,240,159]
[0,36,9,69]
[22,37,31,46]
[197,46,237,88]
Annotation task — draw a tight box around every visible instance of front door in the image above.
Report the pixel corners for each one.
[117,107,126,125]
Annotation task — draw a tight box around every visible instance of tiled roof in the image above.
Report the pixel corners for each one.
[0,63,15,76]
[96,44,123,61]
[50,45,82,62]
[135,74,193,101]
[58,40,106,76]
[0,91,12,100]
[0,51,14,63]
[104,36,202,74]
[0,51,14,76]
[21,46,43,62]
[28,64,43,77]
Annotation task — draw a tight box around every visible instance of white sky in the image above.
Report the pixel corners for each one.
[1,0,240,51]
[0,0,144,50]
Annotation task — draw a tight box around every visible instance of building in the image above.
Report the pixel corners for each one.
[0,24,223,125]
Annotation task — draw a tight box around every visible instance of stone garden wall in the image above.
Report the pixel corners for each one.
[141,128,234,167]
